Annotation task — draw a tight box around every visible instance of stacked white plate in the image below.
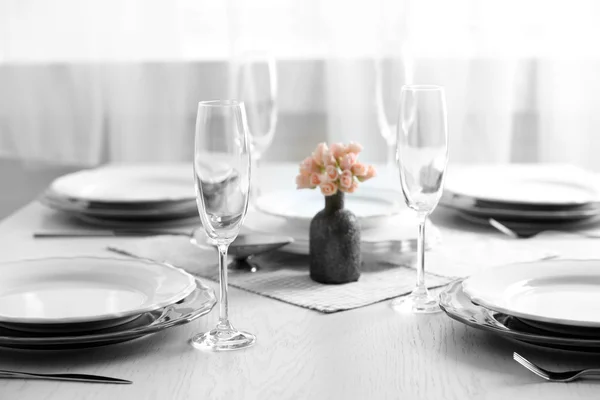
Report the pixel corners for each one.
[41,163,198,227]
[441,164,600,233]
[248,188,439,255]
[0,256,216,350]
[440,259,600,352]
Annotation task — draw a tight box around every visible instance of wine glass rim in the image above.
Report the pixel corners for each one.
[198,99,244,107]
[402,85,444,91]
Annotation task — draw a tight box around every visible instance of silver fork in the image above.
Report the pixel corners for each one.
[513,352,600,382]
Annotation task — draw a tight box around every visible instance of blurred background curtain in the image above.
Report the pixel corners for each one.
[1,0,600,169]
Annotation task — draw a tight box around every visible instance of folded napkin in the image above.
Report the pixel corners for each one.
[110,236,451,313]
[109,228,557,313]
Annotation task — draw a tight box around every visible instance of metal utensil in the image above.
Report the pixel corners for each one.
[33,229,194,238]
[0,369,131,384]
[190,230,294,272]
[513,352,600,382]
[106,231,293,273]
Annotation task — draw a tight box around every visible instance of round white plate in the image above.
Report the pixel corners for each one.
[243,209,439,255]
[41,192,198,220]
[0,256,197,325]
[445,164,600,206]
[462,259,600,328]
[441,194,600,221]
[255,189,404,230]
[51,163,195,203]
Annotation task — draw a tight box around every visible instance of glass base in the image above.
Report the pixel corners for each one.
[190,322,256,351]
[391,287,441,314]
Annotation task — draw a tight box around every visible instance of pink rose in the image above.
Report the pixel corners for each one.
[322,150,337,167]
[330,143,347,160]
[347,141,363,154]
[358,165,377,182]
[300,156,320,176]
[320,181,338,196]
[296,174,312,189]
[346,180,359,194]
[312,143,328,167]
[350,162,368,177]
[309,172,321,187]
[325,165,339,181]
[340,153,357,171]
[339,170,354,191]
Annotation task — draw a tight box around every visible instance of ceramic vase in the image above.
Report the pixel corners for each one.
[309,191,361,284]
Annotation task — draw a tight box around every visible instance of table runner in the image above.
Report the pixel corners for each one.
[110,233,555,313]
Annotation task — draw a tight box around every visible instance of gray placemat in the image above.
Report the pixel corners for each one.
[109,236,453,313]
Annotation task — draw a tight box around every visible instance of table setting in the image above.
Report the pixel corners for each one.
[3,85,600,399]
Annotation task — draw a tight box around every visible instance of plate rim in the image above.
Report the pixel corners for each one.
[441,194,600,220]
[440,280,600,349]
[444,165,600,206]
[254,188,404,226]
[0,278,216,347]
[462,259,600,328]
[0,256,198,325]
[50,164,196,204]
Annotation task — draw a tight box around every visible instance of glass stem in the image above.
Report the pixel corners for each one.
[217,244,230,328]
[416,216,427,290]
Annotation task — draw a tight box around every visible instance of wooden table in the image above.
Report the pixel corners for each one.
[2,164,600,400]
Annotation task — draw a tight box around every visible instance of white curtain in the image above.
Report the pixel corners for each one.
[1,0,600,170]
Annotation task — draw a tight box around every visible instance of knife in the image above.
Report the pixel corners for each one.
[0,369,132,384]
[33,230,192,238]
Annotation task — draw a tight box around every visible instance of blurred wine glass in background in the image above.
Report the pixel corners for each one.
[375,56,407,171]
[234,51,278,204]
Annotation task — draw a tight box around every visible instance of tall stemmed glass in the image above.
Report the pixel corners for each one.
[235,51,278,203]
[375,57,404,170]
[191,100,255,350]
[392,85,448,314]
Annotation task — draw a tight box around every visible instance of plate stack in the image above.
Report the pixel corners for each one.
[0,256,215,350]
[41,164,198,228]
[246,188,439,256]
[441,164,600,234]
[441,260,600,352]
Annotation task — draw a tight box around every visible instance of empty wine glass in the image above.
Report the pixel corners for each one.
[235,51,278,203]
[392,85,448,314]
[375,56,405,170]
[190,100,255,350]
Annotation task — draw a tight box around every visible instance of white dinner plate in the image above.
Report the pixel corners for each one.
[41,191,198,220]
[441,193,600,221]
[462,259,600,328]
[255,189,404,230]
[0,256,197,325]
[454,210,600,232]
[50,163,195,203]
[445,164,600,206]
[243,209,439,255]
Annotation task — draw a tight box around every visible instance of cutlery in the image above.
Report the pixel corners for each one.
[190,231,294,272]
[0,369,131,384]
[513,352,600,382]
[108,232,294,273]
[33,229,194,238]
[489,218,600,239]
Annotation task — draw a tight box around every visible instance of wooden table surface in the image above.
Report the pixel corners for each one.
[2,163,600,400]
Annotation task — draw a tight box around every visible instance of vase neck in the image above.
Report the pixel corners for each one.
[325,191,345,213]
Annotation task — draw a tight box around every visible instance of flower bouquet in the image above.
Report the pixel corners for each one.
[295,142,376,196]
[296,142,377,284]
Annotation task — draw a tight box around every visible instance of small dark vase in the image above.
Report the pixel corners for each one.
[309,191,361,284]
